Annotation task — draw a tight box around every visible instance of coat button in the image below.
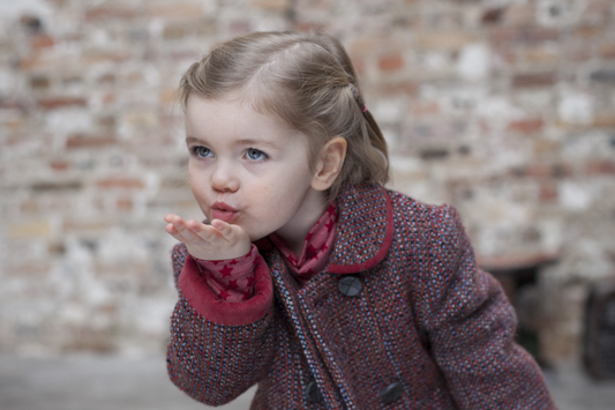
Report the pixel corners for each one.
[305,380,323,403]
[381,382,403,404]
[338,275,362,297]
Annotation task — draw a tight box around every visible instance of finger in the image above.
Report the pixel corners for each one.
[164,223,186,242]
[164,214,183,224]
[189,220,226,243]
[210,219,232,240]
[164,214,191,235]
[175,220,209,243]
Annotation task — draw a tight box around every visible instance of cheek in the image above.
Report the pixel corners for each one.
[189,175,210,203]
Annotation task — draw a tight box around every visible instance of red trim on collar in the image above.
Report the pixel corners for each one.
[326,185,394,274]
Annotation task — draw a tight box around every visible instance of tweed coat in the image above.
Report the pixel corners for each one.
[167,183,557,409]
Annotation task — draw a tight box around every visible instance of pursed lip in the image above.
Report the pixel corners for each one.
[211,201,239,223]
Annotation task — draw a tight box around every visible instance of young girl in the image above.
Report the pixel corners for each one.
[164,31,556,409]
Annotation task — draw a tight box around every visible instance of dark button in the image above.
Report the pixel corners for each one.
[338,275,362,297]
[305,380,322,403]
[381,382,403,404]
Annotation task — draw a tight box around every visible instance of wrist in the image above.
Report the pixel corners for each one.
[187,242,251,261]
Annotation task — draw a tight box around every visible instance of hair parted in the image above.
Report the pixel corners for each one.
[179,31,389,202]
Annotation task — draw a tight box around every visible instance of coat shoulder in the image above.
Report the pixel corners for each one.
[386,189,459,229]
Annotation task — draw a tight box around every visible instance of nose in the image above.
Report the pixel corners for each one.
[210,160,239,193]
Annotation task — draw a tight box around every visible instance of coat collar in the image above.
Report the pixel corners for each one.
[326,183,394,274]
[255,183,394,275]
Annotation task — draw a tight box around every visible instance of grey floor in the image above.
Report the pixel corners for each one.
[0,355,614,410]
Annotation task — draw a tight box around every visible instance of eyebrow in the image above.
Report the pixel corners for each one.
[185,136,205,145]
[185,136,280,149]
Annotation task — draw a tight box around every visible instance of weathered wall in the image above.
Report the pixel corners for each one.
[1,0,614,364]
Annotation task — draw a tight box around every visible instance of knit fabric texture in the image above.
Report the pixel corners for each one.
[167,183,557,409]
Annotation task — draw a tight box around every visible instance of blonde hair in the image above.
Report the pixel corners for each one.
[179,31,389,202]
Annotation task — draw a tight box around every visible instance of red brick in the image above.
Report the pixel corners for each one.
[85,7,139,21]
[117,198,134,211]
[601,42,615,59]
[534,139,560,155]
[163,23,190,40]
[147,3,206,18]
[31,34,54,49]
[7,221,52,239]
[37,97,87,110]
[416,32,480,50]
[19,55,50,70]
[378,54,404,71]
[481,8,505,25]
[503,3,535,26]
[350,37,386,56]
[539,183,558,202]
[5,262,51,277]
[63,220,111,233]
[523,164,552,178]
[522,47,559,65]
[512,72,557,88]
[31,181,82,192]
[507,118,544,133]
[411,101,440,116]
[368,81,418,96]
[350,57,365,76]
[50,160,69,171]
[573,24,605,39]
[593,114,615,127]
[228,19,252,35]
[490,27,559,46]
[20,200,40,214]
[96,177,145,190]
[97,73,115,84]
[66,134,116,149]
[30,75,50,89]
[81,50,131,64]
[568,43,594,63]
[586,160,615,175]
[583,0,612,19]
[250,0,291,10]
[0,99,27,111]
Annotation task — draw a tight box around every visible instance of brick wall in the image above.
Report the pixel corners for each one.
[1,0,614,364]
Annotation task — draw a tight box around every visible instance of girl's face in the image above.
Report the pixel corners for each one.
[185,94,328,246]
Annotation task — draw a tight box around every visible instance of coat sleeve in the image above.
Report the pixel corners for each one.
[415,205,557,409]
[166,243,277,406]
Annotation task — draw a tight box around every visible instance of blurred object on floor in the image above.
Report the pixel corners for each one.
[583,276,615,379]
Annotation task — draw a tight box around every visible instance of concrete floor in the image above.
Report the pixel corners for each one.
[0,355,614,410]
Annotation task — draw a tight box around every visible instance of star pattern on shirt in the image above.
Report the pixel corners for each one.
[195,246,257,303]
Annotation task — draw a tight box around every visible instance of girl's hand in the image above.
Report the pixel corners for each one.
[164,214,252,261]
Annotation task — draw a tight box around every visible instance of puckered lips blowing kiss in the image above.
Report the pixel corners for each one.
[211,201,238,223]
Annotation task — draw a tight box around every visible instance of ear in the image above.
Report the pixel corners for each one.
[311,136,347,191]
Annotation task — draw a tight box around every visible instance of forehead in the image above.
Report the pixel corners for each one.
[185,94,312,146]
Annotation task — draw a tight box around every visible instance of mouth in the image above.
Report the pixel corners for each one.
[211,201,239,223]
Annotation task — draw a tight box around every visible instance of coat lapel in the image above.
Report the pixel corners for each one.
[327,183,394,274]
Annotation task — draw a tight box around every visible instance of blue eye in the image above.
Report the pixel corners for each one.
[246,148,267,161]
[194,146,212,158]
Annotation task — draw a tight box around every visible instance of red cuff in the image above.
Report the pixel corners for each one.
[178,248,273,326]
[195,245,258,303]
